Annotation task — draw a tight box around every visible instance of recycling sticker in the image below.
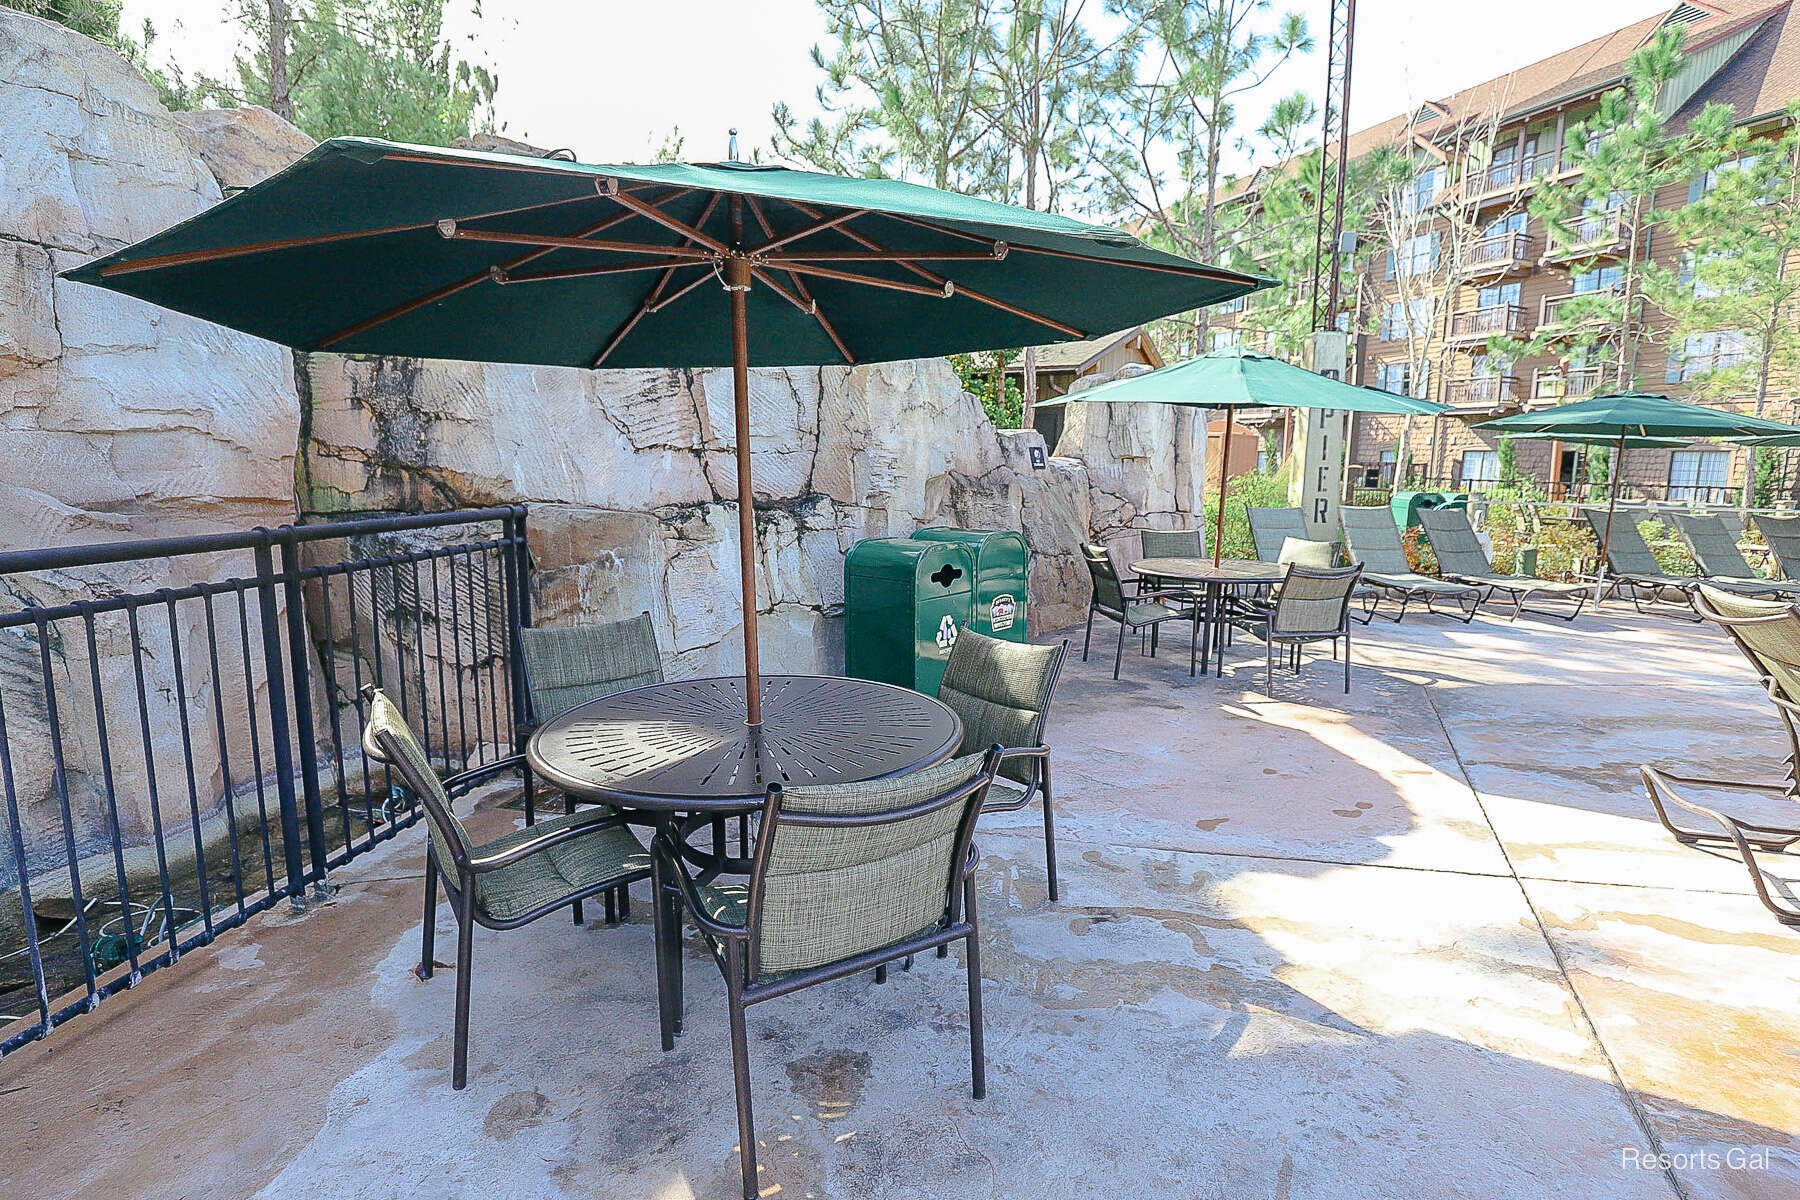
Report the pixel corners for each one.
[935,614,959,653]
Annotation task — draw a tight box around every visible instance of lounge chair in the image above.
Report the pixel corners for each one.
[1577,508,1702,616]
[1338,506,1482,623]
[1247,507,1308,562]
[655,749,1004,1199]
[362,687,652,1089]
[1641,585,1800,925]
[1671,512,1800,599]
[1081,542,1198,678]
[1416,507,1589,621]
[1234,563,1363,696]
[1752,513,1800,580]
[937,629,1068,899]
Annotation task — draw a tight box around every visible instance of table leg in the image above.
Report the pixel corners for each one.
[653,813,685,1048]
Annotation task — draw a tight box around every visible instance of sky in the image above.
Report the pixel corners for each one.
[119,0,1676,176]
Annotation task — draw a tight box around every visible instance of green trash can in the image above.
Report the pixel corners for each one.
[912,527,1029,642]
[1391,490,1469,530]
[844,538,976,694]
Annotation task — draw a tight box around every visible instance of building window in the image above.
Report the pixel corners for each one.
[1669,330,1755,381]
[1208,326,1241,351]
[1668,449,1731,503]
[1215,293,1247,314]
[1380,297,1433,341]
[1409,166,1443,210]
[1691,154,1760,201]
[1477,281,1521,309]
[1571,264,1624,294]
[1483,211,1527,237]
[1376,361,1412,395]
[1379,449,1397,485]
[1460,450,1499,491]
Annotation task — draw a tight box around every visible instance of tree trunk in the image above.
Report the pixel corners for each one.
[266,0,293,122]
[1618,192,1647,387]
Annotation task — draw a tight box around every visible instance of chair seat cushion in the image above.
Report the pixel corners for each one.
[696,880,751,929]
[474,811,651,923]
[1125,600,1186,624]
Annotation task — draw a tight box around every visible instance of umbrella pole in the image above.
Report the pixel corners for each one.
[726,254,763,726]
[1596,431,1624,608]
[1212,407,1230,567]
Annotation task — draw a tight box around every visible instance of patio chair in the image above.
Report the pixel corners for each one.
[1247,506,1308,562]
[1577,508,1702,616]
[654,749,1004,1200]
[519,612,664,922]
[1415,507,1589,621]
[938,629,1068,899]
[1233,563,1362,696]
[1641,585,1800,925]
[361,686,652,1089]
[1671,513,1800,599]
[1752,514,1800,581]
[1082,542,1198,679]
[1338,506,1481,624]
[1135,527,1207,609]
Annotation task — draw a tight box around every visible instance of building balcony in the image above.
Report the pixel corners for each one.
[1445,303,1530,344]
[1463,232,1535,278]
[1538,287,1634,336]
[1471,151,1556,205]
[1541,208,1633,261]
[1443,374,1522,410]
[1530,365,1607,403]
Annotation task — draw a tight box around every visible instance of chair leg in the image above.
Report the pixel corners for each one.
[522,764,536,826]
[874,964,887,984]
[416,846,438,981]
[724,941,759,1200]
[452,903,475,1090]
[1113,621,1127,680]
[964,875,987,1100]
[1265,638,1273,697]
[1082,608,1095,661]
[1040,762,1060,902]
[1343,634,1351,693]
[620,883,632,920]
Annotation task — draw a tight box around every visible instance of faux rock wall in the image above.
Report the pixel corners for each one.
[0,9,1203,862]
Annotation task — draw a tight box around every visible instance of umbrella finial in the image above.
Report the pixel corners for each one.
[728,128,740,162]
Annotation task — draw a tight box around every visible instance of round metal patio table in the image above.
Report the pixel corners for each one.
[1132,557,1286,677]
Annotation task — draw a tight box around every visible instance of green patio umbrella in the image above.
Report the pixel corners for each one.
[1477,392,1800,597]
[1038,347,1448,565]
[62,136,1271,725]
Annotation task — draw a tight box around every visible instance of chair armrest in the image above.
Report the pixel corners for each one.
[465,809,632,873]
[651,833,749,939]
[994,745,1049,764]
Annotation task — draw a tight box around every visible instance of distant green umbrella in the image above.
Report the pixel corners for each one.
[1478,392,1800,597]
[1039,347,1449,564]
[63,136,1270,724]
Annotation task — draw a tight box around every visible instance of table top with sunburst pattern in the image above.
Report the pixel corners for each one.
[525,674,964,811]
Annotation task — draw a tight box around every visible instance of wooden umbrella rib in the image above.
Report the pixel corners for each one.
[782,200,1083,338]
[750,208,870,254]
[442,226,713,258]
[748,268,815,314]
[1004,241,1259,284]
[644,268,713,314]
[744,195,854,365]
[316,187,690,350]
[761,247,1007,263]
[97,190,610,278]
[590,193,726,367]
[379,150,605,179]
[608,190,732,256]
[777,262,955,299]
[496,257,704,284]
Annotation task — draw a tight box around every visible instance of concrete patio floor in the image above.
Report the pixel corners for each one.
[4,606,1799,1199]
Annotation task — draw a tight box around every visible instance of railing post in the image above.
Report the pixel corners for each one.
[506,506,532,739]
[252,530,309,912]
[278,526,331,902]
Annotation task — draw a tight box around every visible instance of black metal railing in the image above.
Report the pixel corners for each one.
[0,507,529,1057]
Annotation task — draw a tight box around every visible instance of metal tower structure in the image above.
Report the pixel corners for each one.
[1308,0,1358,332]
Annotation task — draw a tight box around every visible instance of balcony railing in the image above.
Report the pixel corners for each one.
[1446,303,1529,342]
[1444,375,1521,408]
[1531,365,1607,401]
[1539,286,1627,330]
[1464,232,1534,275]
[1544,208,1632,259]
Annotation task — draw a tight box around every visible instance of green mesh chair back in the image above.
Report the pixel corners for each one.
[1753,514,1800,580]
[1082,543,1127,616]
[363,687,472,873]
[1580,508,1673,578]
[1139,527,1206,560]
[1277,536,1336,568]
[1415,508,1495,577]
[1339,507,1415,577]
[748,753,991,976]
[520,612,663,722]
[938,628,1063,786]
[1270,564,1362,635]
[1673,513,1759,580]
[1696,585,1800,707]
[1248,507,1308,562]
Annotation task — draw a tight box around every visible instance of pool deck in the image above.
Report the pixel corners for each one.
[4,604,1798,1199]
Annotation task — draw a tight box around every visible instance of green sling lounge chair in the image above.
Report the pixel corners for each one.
[1416,507,1588,621]
[654,749,1004,1200]
[1671,513,1800,600]
[362,687,652,1089]
[1577,508,1704,617]
[938,629,1067,899]
[1338,506,1481,623]
[1641,585,1800,925]
[1752,513,1800,581]
[1247,507,1308,563]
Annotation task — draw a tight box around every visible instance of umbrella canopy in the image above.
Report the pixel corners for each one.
[1477,393,1800,598]
[1039,348,1449,563]
[64,136,1271,725]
